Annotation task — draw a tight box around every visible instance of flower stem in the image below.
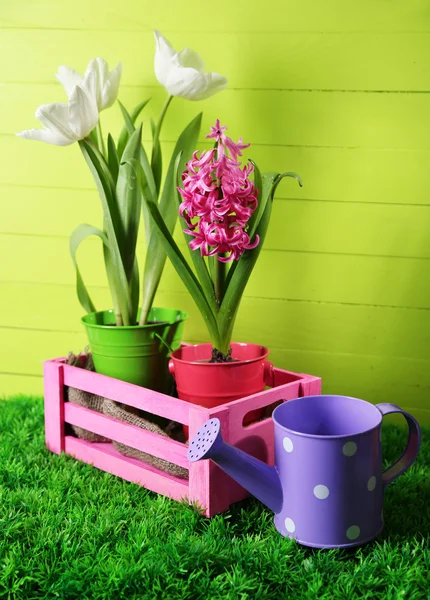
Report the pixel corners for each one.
[214,256,226,305]
[151,95,173,165]
[97,120,106,159]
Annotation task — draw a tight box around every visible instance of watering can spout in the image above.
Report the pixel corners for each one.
[188,418,283,514]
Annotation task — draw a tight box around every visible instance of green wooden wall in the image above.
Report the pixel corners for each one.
[1,1,430,424]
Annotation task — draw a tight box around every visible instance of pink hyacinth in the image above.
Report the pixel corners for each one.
[178,120,259,262]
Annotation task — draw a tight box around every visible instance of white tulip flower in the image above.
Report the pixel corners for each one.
[17,72,99,146]
[154,30,227,101]
[56,57,122,112]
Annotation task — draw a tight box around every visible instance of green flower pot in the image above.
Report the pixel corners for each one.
[81,307,188,392]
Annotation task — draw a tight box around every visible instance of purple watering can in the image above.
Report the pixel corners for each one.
[188,395,421,548]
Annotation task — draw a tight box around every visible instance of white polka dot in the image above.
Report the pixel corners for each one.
[283,437,294,453]
[346,525,360,540]
[313,484,330,499]
[285,517,296,533]
[367,476,376,491]
[342,441,357,457]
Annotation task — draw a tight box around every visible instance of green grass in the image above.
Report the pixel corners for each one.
[0,396,429,600]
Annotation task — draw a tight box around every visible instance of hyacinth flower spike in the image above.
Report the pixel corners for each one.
[126,120,302,360]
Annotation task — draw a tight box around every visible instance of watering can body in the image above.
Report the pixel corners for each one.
[188,395,420,548]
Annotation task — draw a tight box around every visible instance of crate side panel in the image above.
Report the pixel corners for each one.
[64,437,189,501]
[64,403,189,469]
[62,364,191,424]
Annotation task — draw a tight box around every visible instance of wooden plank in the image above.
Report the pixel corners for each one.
[7,84,430,150]
[62,364,191,425]
[1,328,429,420]
[2,30,430,91]
[2,284,430,362]
[0,373,43,396]
[2,234,430,309]
[64,402,189,467]
[43,360,64,454]
[266,348,430,417]
[3,185,430,259]
[1,0,429,33]
[4,136,430,206]
[64,437,189,500]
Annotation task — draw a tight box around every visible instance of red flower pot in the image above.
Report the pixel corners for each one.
[169,342,272,435]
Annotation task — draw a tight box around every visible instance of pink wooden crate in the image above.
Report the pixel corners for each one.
[43,357,321,517]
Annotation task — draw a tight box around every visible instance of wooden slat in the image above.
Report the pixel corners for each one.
[0,373,43,396]
[1,328,429,419]
[2,234,430,309]
[2,30,430,90]
[7,85,430,150]
[3,136,430,205]
[2,284,430,362]
[43,360,64,453]
[1,0,429,33]
[62,364,191,424]
[266,348,430,415]
[64,437,189,499]
[2,187,430,259]
[64,402,189,467]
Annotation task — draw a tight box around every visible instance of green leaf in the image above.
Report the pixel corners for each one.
[131,257,140,323]
[218,172,282,349]
[115,125,143,282]
[117,98,150,159]
[150,116,162,196]
[79,140,133,325]
[69,224,109,314]
[140,112,203,323]
[247,160,264,241]
[107,134,119,182]
[118,101,158,246]
[175,149,217,314]
[126,158,221,343]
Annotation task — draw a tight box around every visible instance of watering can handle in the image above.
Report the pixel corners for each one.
[376,403,421,488]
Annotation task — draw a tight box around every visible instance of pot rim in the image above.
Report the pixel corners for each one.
[170,341,270,366]
[81,307,188,331]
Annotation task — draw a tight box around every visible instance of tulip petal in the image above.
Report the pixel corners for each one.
[35,102,76,140]
[16,128,74,146]
[68,73,99,139]
[55,66,84,97]
[154,30,177,88]
[163,66,204,99]
[177,48,205,73]
[102,62,122,110]
[190,73,228,101]
[85,57,108,109]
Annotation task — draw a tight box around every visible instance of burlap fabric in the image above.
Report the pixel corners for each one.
[65,352,111,442]
[103,399,188,479]
[64,352,188,479]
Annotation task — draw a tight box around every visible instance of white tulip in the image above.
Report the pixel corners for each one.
[17,72,99,146]
[56,57,122,111]
[154,30,227,101]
